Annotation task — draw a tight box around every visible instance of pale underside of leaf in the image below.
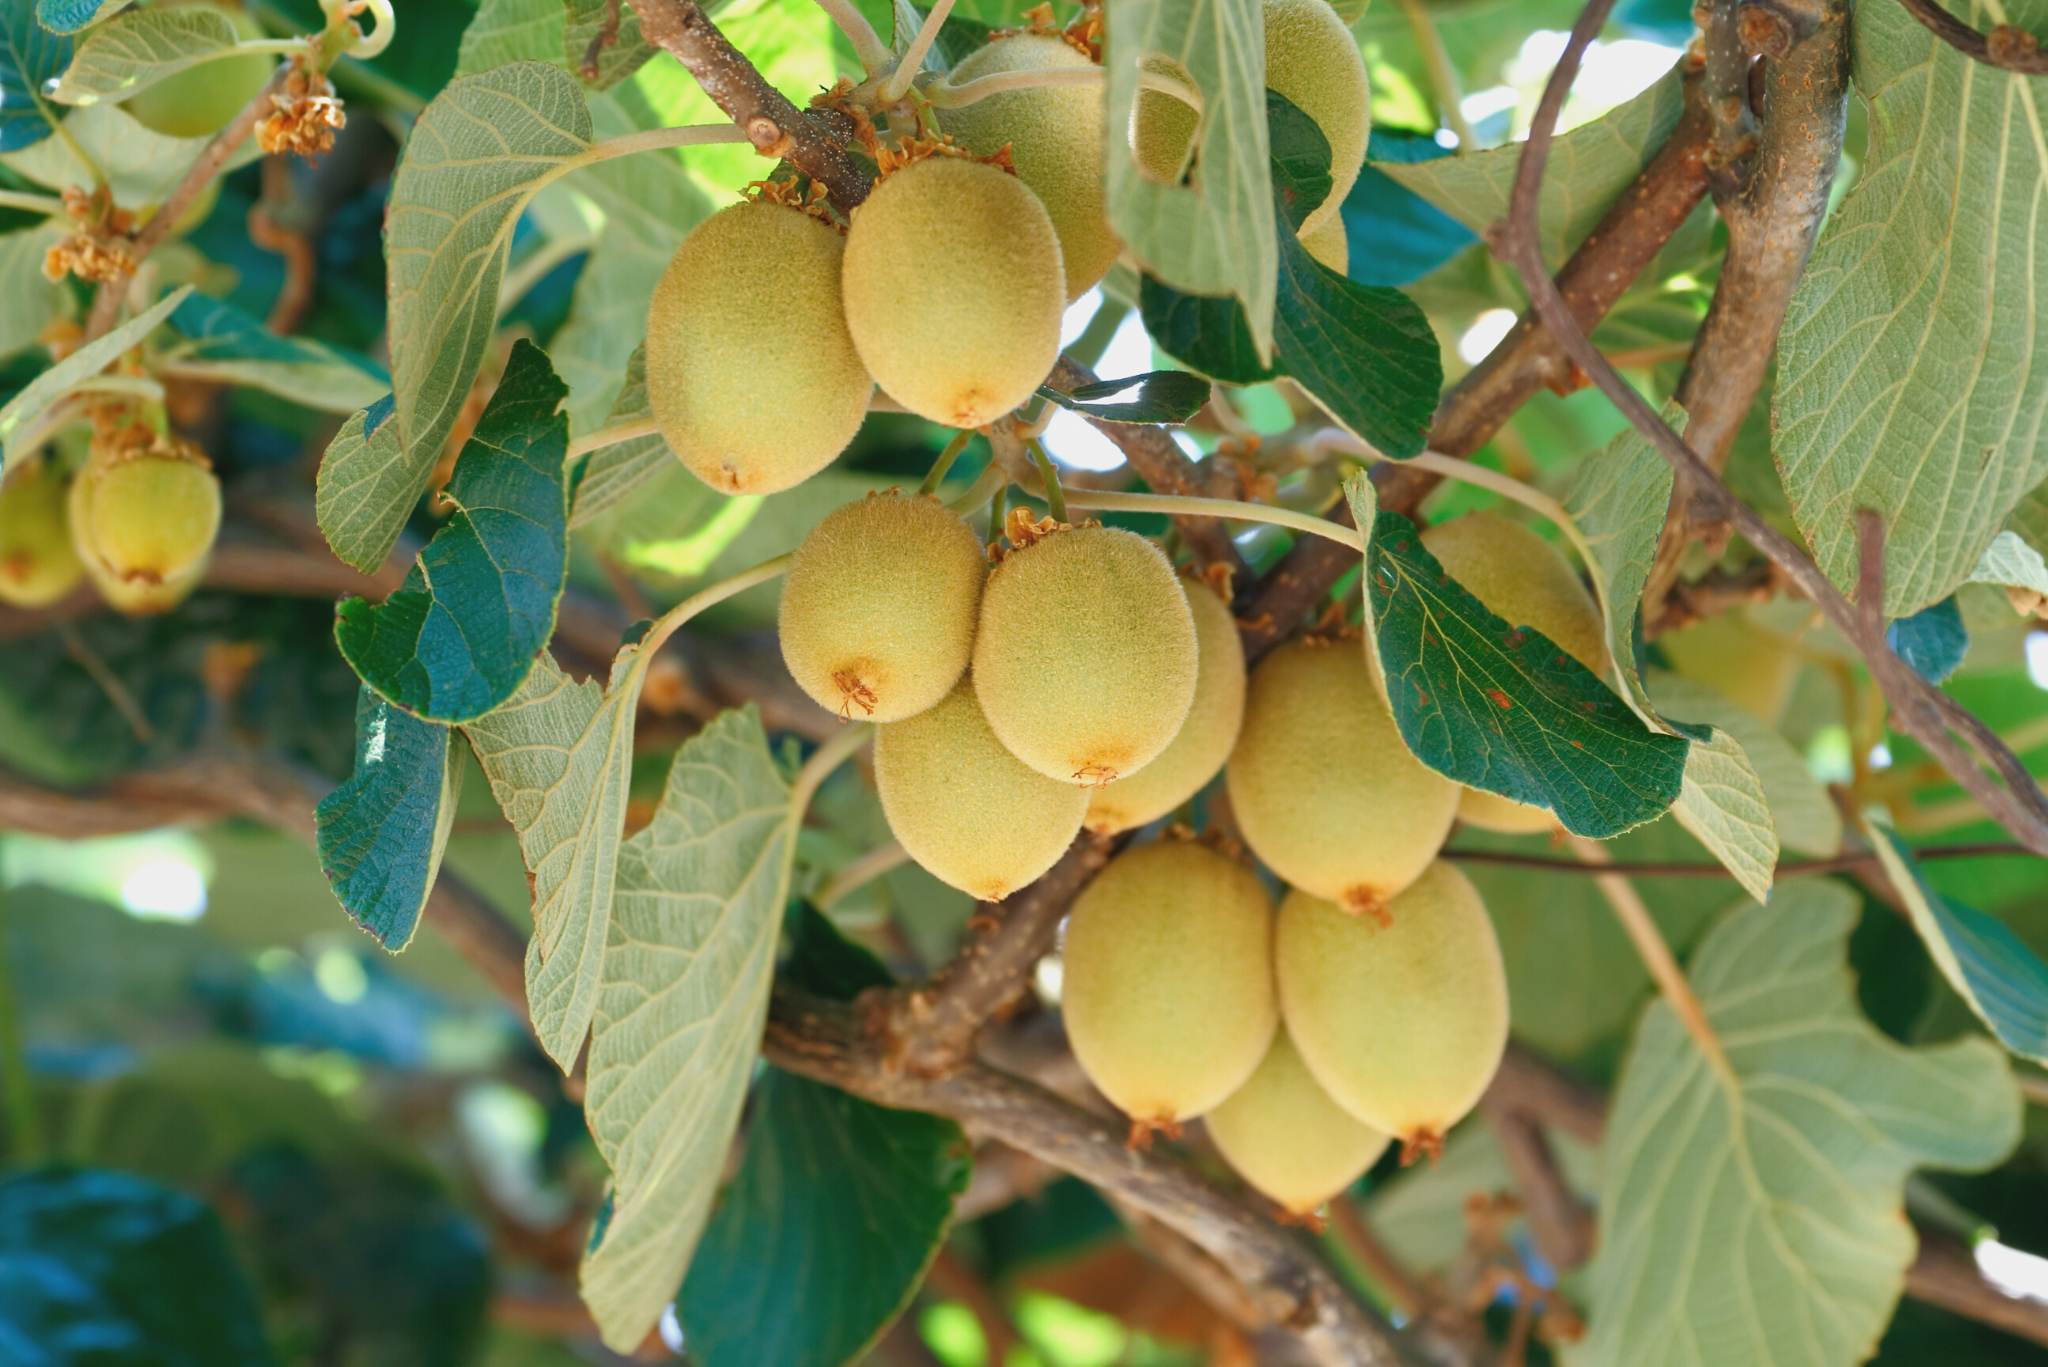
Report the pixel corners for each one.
[0,286,189,470]
[580,707,796,1352]
[0,102,258,204]
[1579,885,2018,1367]
[455,0,567,79]
[1650,673,1841,859]
[570,344,672,528]
[49,7,245,105]
[0,225,72,361]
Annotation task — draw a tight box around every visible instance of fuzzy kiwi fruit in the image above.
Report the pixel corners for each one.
[1226,638,1456,915]
[69,442,221,616]
[778,492,987,722]
[1132,0,1368,234]
[841,155,1065,428]
[1300,212,1347,274]
[0,462,83,608]
[973,524,1197,786]
[1205,1030,1389,1214]
[940,34,1118,299]
[1420,512,1606,834]
[874,679,1088,899]
[1085,575,1244,832]
[645,199,872,495]
[1061,840,1277,1133]
[1276,863,1508,1159]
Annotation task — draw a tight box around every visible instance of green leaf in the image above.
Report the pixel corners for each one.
[380,62,594,576]
[1866,819,2048,1064]
[1774,0,2048,616]
[0,1168,274,1366]
[1103,0,1276,358]
[0,223,71,361]
[453,0,562,76]
[0,101,257,202]
[314,395,407,575]
[582,706,799,1352]
[1581,885,2019,1366]
[1036,370,1210,425]
[47,4,247,105]
[1647,673,1840,859]
[165,291,388,413]
[33,0,117,33]
[0,2,71,152]
[570,344,670,528]
[1885,595,1968,685]
[1379,68,1686,270]
[1346,475,1688,838]
[334,340,572,724]
[314,687,463,951]
[460,652,637,1072]
[0,284,188,469]
[564,0,655,89]
[1965,529,2048,603]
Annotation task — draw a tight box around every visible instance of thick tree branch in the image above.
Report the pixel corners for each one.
[626,0,871,211]
[1895,0,2048,73]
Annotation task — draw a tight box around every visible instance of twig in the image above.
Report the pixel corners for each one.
[1326,1198,1430,1320]
[579,0,624,79]
[1442,840,2032,879]
[1894,0,2048,73]
[1482,1100,1594,1271]
[881,0,956,102]
[1495,0,2048,858]
[814,0,891,75]
[626,0,872,211]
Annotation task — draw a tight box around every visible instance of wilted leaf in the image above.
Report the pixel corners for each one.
[1581,885,2019,1366]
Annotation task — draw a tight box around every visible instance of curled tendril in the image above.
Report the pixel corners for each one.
[319,0,394,60]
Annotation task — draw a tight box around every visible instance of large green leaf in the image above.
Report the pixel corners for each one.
[334,340,571,724]
[378,62,594,577]
[1580,885,2020,1366]
[454,0,562,76]
[581,706,799,1352]
[1102,0,1277,358]
[460,652,636,1072]
[314,687,463,951]
[1379,68,1686,270]
[0,223,70,361]
[0,1168,274,1366]
[165,291,387,414]
[1867,820,2048,1064]
[0,285,188,469]
[677,908,970,1367]
[0,1,71,152]
[47,4,252,105]
[1346,476,1688,838]
[1774,0,2048,616]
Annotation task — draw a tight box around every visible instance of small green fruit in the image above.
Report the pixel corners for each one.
[941,34,1119,299]
[1227,638,1456,915]
[874,679,1088,899]
[973,525,1197,786]
[1061,840,1277,1132]
[1421,512,1606,834]
[842,155,1065,428]
[1276,863,1508,1158]
[1205,1030,1388,1215]
[0,462,83,608]
[1085,575,1244,832]
[69,443,221,616]
[646,199,872,495]
[779,491,987,722]
[123,3,275,140]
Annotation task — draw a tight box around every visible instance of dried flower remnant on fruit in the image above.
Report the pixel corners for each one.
[259,67,347,159]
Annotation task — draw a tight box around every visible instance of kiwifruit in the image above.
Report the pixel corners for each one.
[0,461,83,608]
[1085,575,1244,832]
[1226,638,1456,915]
[1132,0,1368,234]
[973,524,1196,786]
[1276,863,1508,1159]
[778,492,986,722]
[1205,1029,1389,1215]
[874,679,1088,899]
[1061,840,1277,1133]
[69,440,221,616]
[123,2,274,140]
[645,199,872,495]
[1300,212,1347,274]
[841,155,1065,428]
[1420,512,1606,834]
[940,34,1118,299]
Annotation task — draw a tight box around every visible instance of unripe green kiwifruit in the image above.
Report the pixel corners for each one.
[1276,863,1507,1159]
[0,462,84,608]
[645,199,872,495]
[940,34,1118,299]
[123,2,274,140]
[1227,638,1456,915]
[1132,0,1368,235]
[973,525,1197,786]
[1061,840,1277,1133]
[1085,575,1244,832]
[69,443,221,616]
[778,492,986,722]
[1205,1030,1389,1214]
[841,155,1065,428]
[1421,512,1606,834]
[874,679,1088,899]
[1300,212,1347,274]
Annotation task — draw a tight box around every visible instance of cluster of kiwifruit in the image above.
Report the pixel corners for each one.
[0,426,222,616]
